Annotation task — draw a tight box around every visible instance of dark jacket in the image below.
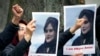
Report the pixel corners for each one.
[57,29,74,56]
[1,38,30,56]
[0,23,18,51]
[36,37,56,54]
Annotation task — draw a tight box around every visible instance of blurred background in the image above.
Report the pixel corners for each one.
[0,0,100,32]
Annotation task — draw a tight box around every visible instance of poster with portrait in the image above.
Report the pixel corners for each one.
[28,12,60,56]
[63,4,97,55]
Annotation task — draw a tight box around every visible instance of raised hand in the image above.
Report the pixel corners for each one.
[12,4,23,25]
[70,18,85,34]
[24,19,36,42]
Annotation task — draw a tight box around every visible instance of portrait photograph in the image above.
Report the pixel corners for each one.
[28,12,60,56]
[63,4,96,55]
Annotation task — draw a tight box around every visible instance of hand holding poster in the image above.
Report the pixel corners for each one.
[63,4,96,55]
[28,12,60,56]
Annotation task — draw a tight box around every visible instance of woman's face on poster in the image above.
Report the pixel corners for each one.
[81,16,91,34]
[44,23,55,43]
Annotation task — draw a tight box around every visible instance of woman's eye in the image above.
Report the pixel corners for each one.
[84,21,88,24]
[44,29,53,33]
[19,28,24,31]
[49,29,53,32]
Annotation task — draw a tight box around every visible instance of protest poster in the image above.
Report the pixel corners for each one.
[28,12,60,56]
[63,4,96,55]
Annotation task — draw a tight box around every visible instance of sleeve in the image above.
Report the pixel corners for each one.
[0,44,15,56]
[0,22,18,50]
[58,28,74,50]
[94,38,100,56]
[7,38,31,56]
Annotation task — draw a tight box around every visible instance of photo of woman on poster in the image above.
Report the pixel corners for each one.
[29,12,59,56]
[72,9,94,45]
[63,4,96,55]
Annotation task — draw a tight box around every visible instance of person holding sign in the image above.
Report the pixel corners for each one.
[58,18,85,56]
[0,4,36,56]
[0,4,23,51]
[58,9,100,56]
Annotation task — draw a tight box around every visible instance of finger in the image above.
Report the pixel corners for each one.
[81,18,86,21]
[28,20,34,25]
[13,4,23,13]
[27,26,36,32]
[33,19,36,23]
[12,6,18,16]
[12,4,18,8]
[17,5,23,13]
[19,8,23,12]
[32,23,36,28]
[76,53,83,56]
[28,19,36,25]
[31,27,36,32]
[80,19,86,24]
[31,23,36,31]
[12,4,20,14]
[15,6,22,13]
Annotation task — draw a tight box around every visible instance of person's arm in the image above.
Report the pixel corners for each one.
[1,38,30,56]
[58,18,85,50]
[0,4,23,50]
[0,23,18,50]
[1,19,36,56]
[58,29,74,50]
[9,19,36,56]
[8,38,30,56]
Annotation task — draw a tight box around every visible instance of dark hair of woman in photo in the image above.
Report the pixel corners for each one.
[36,17,58,54]
[72,9,94,45]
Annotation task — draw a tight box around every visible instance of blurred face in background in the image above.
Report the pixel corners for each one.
[18,23,26,41]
